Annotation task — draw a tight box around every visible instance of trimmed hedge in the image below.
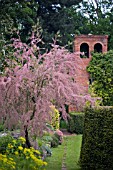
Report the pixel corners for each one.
[80,107,113,170]
[68,112,84,134]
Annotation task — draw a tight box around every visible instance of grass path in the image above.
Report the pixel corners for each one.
[46,135,82,170]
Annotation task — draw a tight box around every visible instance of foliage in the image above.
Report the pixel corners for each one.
[80,107,113,170]
[37,0,83,51]
[51,135,59,148]
[0,38,15,74]
[0,1,39,74]
[67,118,75,133]
[87,51,113,105]
[6,136,26,155]
[40,130,63,149]
[0,153,16,170]
[0,22,42,74]
[0,123,4,132]
[0,0,38,41]
[0,32,94,145]
[38,132,53,158]
[0,0,84,52]
[2,0,113,53]
[49,105,60,130]
[0,136,47,170]
[60,119,68,129]
[39,130,63,153]
[54,130,63,145]
[68,112,84,134]
[1,0,113,53]
[0,135,13,154]
[79,0,113,50]
[42,133,53,146]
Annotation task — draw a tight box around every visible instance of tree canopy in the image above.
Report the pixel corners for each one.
[79,0,113,50]
[0,0,38,42]
[36,0,83,51]
[0,0,84,50]
[1,0,113,50]
[87,51,113,105]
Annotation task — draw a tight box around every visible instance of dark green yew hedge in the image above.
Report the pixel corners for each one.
[80,107,113,170]
[68,112,84,134]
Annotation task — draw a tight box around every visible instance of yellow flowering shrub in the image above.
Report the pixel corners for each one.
[0,153,16,170]
[1,136,47,170]
[50,105,60,130]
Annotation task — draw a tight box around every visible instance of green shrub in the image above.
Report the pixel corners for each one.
[68,112,84,134]
[60,119,68,129]
[80,107,113,170]
[0,123,4,132]
[54,130,63,145]
[41,134,52,156]
[0,136,47,170]
[0,135,13,154]
[0,153,16,170]
[51,135,59,148]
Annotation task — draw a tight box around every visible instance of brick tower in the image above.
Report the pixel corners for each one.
[74,34,108,58]
[69,34,108,111]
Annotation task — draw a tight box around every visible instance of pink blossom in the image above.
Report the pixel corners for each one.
[0,33,95,141]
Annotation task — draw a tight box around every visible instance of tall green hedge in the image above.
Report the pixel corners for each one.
[80,107,113,170]
[68,112,84,134]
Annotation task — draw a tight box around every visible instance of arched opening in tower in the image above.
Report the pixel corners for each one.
[80,43,89,58]
[94,43,102,53]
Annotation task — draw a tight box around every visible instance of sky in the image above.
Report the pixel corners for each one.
[77,0,113,18]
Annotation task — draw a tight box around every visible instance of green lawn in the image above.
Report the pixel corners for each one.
[46,135,82,170]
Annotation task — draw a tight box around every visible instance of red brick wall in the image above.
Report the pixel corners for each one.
[69,35,108,112]
[73,35,108,57]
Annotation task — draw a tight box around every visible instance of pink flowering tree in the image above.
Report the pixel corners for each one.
[0,32,94,147]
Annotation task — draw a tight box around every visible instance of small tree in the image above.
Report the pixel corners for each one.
[0,32,94,147]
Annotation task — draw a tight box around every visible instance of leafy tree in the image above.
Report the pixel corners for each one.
[79,0,113,50]
[81,0,113,19]
[0,0,84,51]
[0,23,42,74]
[0,0,40,73]
[0,0,38,41]
[0,32,94,147]
[37,0,83,51]
[87,50,113,105]
[0,0,85,73]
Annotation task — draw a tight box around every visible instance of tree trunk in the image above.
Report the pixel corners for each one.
[24,125,31,148]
